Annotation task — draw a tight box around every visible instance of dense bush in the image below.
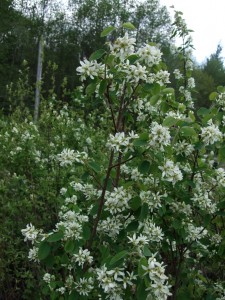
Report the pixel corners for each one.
[20,20,225,300]
[1,14,225,300]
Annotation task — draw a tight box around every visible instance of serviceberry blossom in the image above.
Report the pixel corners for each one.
[57,149,88,166]
[128,233,149,248]
[142,254,171,299]
[140,218,164,243]
[107,131,138,153]
[187,77,195,89]
[72,247,93,267]
[56,287,66,294]
[104,186,132,215]
[191,192,217,214]
[173,69,183,80]
[28,246,39,262]
[74,277,94,296]
[201,120,223,145]
[170,201,192,216]
[43,273,55,284]
[174,140,194,156]
[21,223,41,244]
[124,62,147,83]
[137,44,162,67]
[149,122,171,151]
[215,168,225,187]
[216,91,225,109]
[109,33,135,60]
[139,190,163,211]
[56,210,88,241]
[97,216,123,239]
[154,70,170,86]
[76,59,104,81]
[159,159,183,185]
[186,223,208,242]
[96,265,137,298]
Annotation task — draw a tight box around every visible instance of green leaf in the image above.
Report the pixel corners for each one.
[137,279,148,300]
[126,221,139,232]
[100,26,116,37]
[162,87,174,94]
[110,250,128,266]
[83,224,91,240]
[197,107,209,117]
[180,126,197,137]
[162,116,178,127]
[86,82,96,95]
[139,160,150,174]
[139,203,149,221]
[150,95,160,105]
[122,22,136,30]
[68,291,79,300]
[138,257,148,277]
[143,245,151,257]
[217,86,225,93]
[218,147,225,163]
[90,204,98,216]
[38,241,51,260]
[129,197,142,211]
[88,161,101,173]
[209,91,218,101]
[99,79,108,96]
[133,139,148,147]
[89,49,106,61]
[47,231,64,242]
[127,54,139,64]
[65,240,75,253]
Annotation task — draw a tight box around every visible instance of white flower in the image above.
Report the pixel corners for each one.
[216,168,225,187]
[124,63,147,83]
[149,122,171,151]
[56,287,66,294]
[154,70,170,86]
[191,192,217,213]
[186,223,208,242]
[107,131,138,153]
[159,159,183,185]
[187,77,195,89]
[21,223,40,244]
[74,277,94,296]
[28,246,39,262]
[173,69,183,80]
[76,59,104,81]
[138,44,162,67]
[109,33,136,60]
[105,186,132,215]
[128,233,149,247]
[72,247,93,267]
[201,120,223,145]
[174,140,194,156]
[57,149,88,166]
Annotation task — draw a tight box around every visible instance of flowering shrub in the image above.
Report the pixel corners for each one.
[22,21,225,300]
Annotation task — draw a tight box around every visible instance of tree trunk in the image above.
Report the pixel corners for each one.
[34,36,43,122]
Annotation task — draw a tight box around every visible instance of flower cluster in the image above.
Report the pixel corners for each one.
[137,44,162,67]
[107,131,138,153]
[109,32,136,60]
[149,122,171,151]
[104,186,132,215]
[142,254,171,299]
[201,119,223,145]
[159,159,183,185]
[57,149,88,166]
[76,59,104,81]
